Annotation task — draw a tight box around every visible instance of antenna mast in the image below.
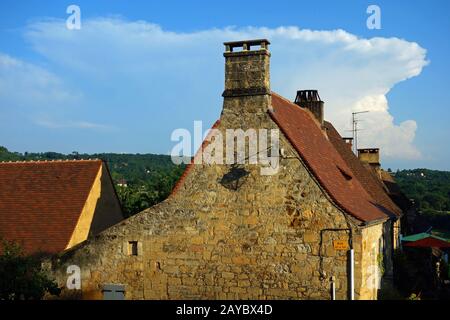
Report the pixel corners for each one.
[352,111,369,154]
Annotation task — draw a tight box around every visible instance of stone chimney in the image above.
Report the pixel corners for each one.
[294,90,324,125]
[222,39,271,114]
[358,148,381,176]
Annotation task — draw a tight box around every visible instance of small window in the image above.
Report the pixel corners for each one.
[128,241,138,256]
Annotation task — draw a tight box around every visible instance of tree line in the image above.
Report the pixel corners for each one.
[393,168,450,230]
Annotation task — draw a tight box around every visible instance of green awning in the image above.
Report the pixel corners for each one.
[402,232,450,243]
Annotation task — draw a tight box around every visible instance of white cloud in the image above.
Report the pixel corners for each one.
[0,52,76,108]
[0,52,116,133]
[18,18,428,159]
[35,118,114,130]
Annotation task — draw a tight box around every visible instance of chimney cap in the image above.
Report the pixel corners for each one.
[295,90,323,102]
[224,39,270,52]
[357,148,379,154]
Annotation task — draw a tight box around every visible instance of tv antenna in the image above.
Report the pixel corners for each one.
[352,111,369,154]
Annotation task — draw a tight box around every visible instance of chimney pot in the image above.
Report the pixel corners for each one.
[294,90,324,125]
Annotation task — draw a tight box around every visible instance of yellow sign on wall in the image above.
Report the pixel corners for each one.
[333,240,349,250]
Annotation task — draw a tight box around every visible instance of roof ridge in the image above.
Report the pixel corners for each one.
[0,159,102,164]
[271,91,294,105]
[170,119,221,197]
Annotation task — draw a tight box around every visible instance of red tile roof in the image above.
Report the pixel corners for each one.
[270,92,388,223]
[324,121,402,218]
[0,160,102,255]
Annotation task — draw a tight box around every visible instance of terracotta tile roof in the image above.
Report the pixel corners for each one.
[0,160,102,255]
[270,92,389,223]
[324,121,402,218]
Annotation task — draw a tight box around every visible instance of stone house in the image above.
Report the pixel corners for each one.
[0,159,123,255]
[48,39,404,300]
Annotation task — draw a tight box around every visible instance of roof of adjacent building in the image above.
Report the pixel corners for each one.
[0,159,102,255]
[380,169,412,211]
[270,92,392,223]
[324,121,402,218]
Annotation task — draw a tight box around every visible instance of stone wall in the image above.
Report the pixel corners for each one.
[48,98,385,300]
[355,223,384,300]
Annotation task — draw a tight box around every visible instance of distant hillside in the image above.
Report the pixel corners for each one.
[393,168,450,230]
[394,169,450,212]
[0,146,185,217]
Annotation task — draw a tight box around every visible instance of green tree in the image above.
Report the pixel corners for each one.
[116,185,160,217]
[423,193,447,211]
[0,240,61,300]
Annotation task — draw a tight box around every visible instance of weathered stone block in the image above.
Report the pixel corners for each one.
[221,272,235,280]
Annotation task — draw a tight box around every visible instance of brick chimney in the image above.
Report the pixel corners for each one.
[222,39,271,114]
[343,137,353,150]
[358,148,381,177]
[294,90,324,125]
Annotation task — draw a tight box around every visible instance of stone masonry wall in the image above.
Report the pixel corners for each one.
[356,223,384,300]
[48,94,384,300]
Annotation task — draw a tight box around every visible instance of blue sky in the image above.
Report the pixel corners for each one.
[0,0,449,170]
